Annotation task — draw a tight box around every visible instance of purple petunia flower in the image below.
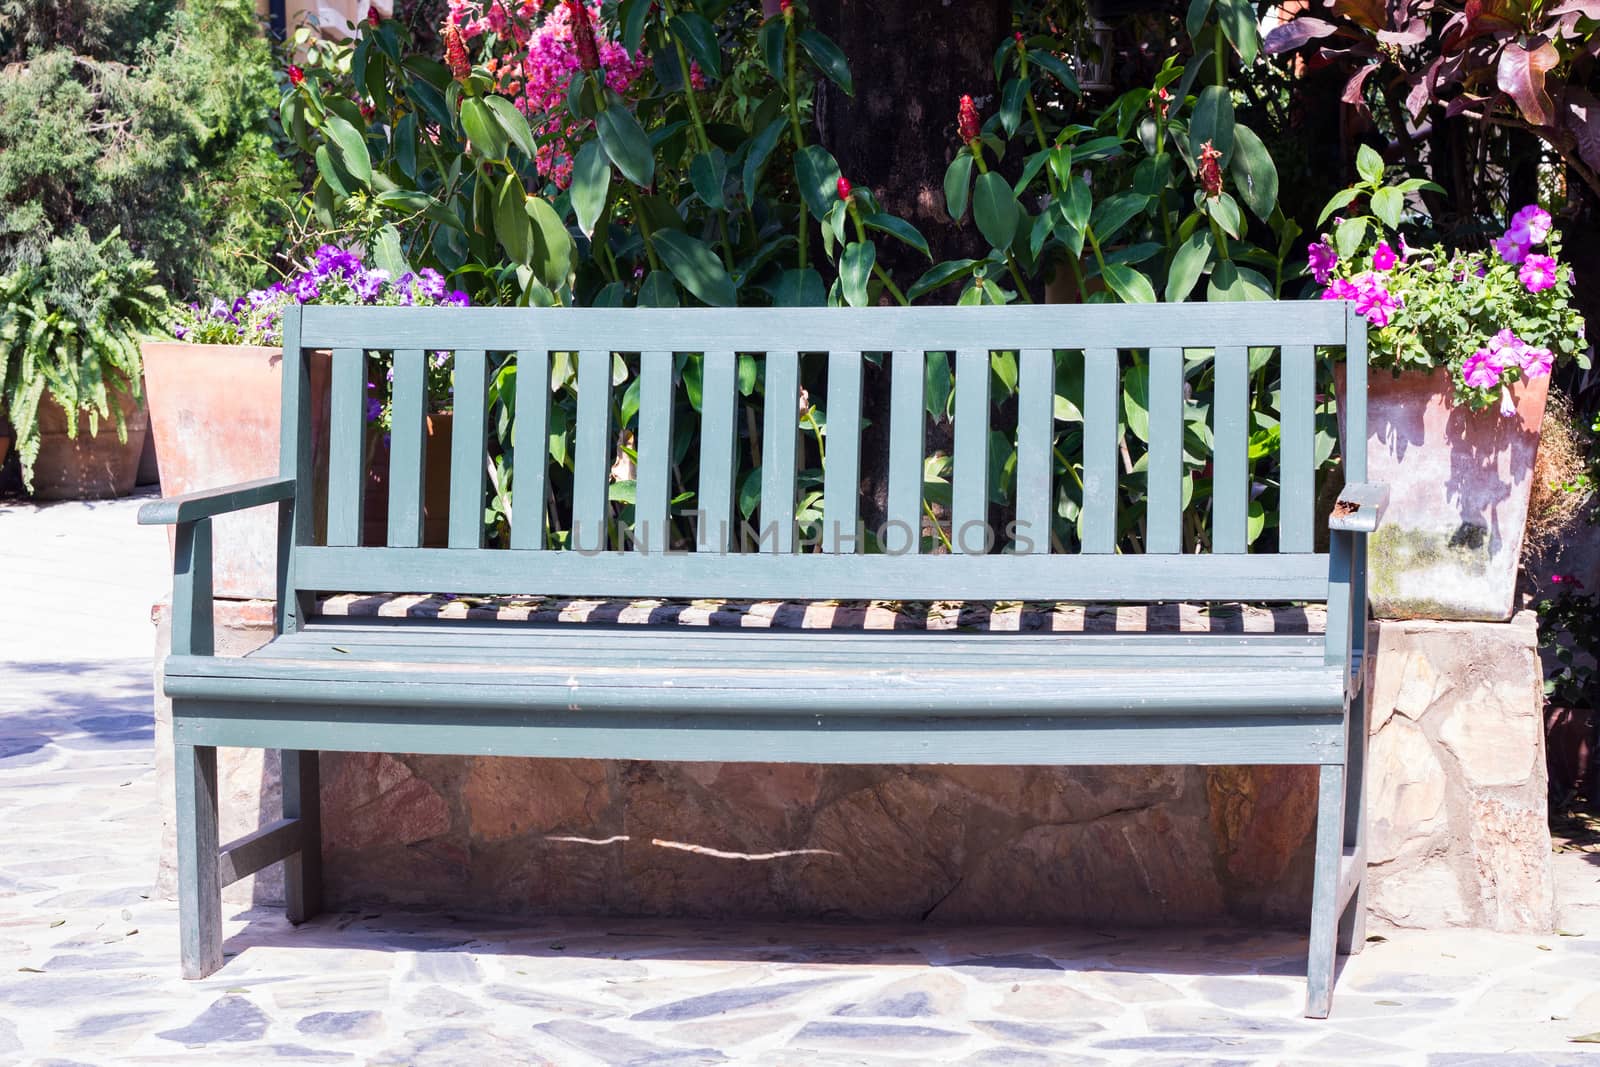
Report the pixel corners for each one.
[1308,238,1337,284]
[292,273,321,303]
[445,289,471,307]
[1519,254,1558,293]
[366,398,383,422]
[352,268,389,303]
[314,244,361,278]
[417,268,447,302]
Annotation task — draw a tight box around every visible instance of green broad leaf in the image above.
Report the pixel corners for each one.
[840,240,876,308]
[1356,143,1385,185]
[571,140,611,238]
[944,151,975,223]
[1089,192,1149,245]
[738,467,761,518]
[595,104,654,187]
[1165,228,1213,302]
[1029,203,1058,258]
[1206,260,1273,301]
[1334,215,1368,258]
[1215,0,1259,63]
[1013,150,1052,197]
[796,144,843,220]
[924,351,952,417]
[742,118,787,202]
[1247,499,1266,543]
[1228,124,1278,223]
[372,223,409,278]
[496,175,535,266]
[652,230,736,306]
[1188,85,1235,161]
[769,267,827,307]
[798,29,852,95]
[485,95,536,160]
[1185,0,1213,40]
[1028,51,1079,95]
[621,0,651,50]
[1100,262,1157,304]
[524,195,574,290]
[1064,173,1092,231]
[395,113,418,179]
[375,189,432,213]
[323,114,372,186]
[689,148,727,210]
[459,97,508,161]
[1317,187,1362,226]
[637,270,679,307]
[737,353,759,394]
[668,13,722,81]
[1048,144,1073,186]
[1393,177,1446,194]
[908,258,980,301]
[1123,363,1150,442]
[314,145,352,198]
[758,16,785,83]
[864,213,931,259]
[1207,192,1243,239]
[974,171,1021,252]
[1105,242,1161,266]
[1000,78,1026,138]
[1371,185,1403,229]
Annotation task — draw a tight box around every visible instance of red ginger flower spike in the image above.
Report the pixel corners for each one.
[443,24,471,80]
[1198,140,1223,198]
[837,176,853,201]
[568,0,601,72]
[287,64,305,85]
[780,0,793,12]
[958,94,981,144]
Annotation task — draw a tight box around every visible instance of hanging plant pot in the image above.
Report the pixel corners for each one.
[1336,364,1549,622]
[29,387,149,501]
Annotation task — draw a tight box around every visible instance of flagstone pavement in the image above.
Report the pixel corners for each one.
[2,492,1599,1066]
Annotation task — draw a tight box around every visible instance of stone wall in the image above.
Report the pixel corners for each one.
[151,605,1554,932]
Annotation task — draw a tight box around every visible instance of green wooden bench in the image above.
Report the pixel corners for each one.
[141,302,1383,1017]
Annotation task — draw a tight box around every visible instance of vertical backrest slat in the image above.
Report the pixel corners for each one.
[634,350,675,554]
[276,306,311,633]
[696,351,738,552]
[1080,348,1120,554]
[952,348,991,554]
[822,351,863,553]
[1013,348,1054,554]
[1345,304,1367,484]
[1211,345,1250,554]
[1279,345,1316,553]
[325,347,366,547]
[573,349,613,553]
[760,351,800,553]
[447,349,489,549]
[386,349,427,548]
[509,350,551,550]
[886,349,926,553]
[1145,346,1184,554]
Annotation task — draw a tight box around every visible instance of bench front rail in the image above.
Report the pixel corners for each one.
[142,302,1379,1018]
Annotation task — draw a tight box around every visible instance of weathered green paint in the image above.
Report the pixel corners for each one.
[143,303,1374,1018]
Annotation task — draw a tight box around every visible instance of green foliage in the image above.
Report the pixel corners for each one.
[0,229,164,488]
[0,0,295,300]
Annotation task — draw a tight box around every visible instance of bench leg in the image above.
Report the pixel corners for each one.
[175,743,223,979]
[282,750,323,925]
[1338,686,1369,956]
[1305,763,1347,1019]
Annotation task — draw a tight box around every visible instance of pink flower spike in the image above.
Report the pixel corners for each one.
[1519,254,1558,293]
[1461,349,1501,390]
[1371,241,1397,272]
[1492,231,1530,265]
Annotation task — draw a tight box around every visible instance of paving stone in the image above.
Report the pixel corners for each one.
[296,1010,384,1039]
[830,973,966,1019]
[790,1020,971,1053]
[69,1013,164,1039]
[1189,976,1298,1009]
[407,986,485,1020]
[265,1044,354,1061]
[948,954,1066,983]
[535,1019,726,1065]
[0,1017,18,1057]
[403,952,481,983]
[155,996,270,1045]
[973,1019,1106,1045]
[1092,1034,1283,1053]
[631,978,842,1022]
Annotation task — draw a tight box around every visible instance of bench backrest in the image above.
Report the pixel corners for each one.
[277,302,1366,607]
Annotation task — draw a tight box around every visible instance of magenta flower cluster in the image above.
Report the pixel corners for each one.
[1460,328,1553,392]
[1490,204,1564,295]
[447,0,647,189]
[1318,238,1404,327]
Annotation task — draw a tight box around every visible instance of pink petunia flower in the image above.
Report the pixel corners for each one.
[1352,272,1401,327]
[1308,238,1337,284]
[1510,204,1552,244]
[1485,328,1525,370]
[1321,277,1360,302]
[1461,349,1501,390]
[1371,241,1397,272]
[1493,231,1530,265]
[1519,344,1554,379]
[1519,254,1559,293]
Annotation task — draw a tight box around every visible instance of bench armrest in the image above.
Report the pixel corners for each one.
[1329,482,1388,534]
[138,476,296,527]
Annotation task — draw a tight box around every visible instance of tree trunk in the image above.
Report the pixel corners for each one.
[811,0,1011,537]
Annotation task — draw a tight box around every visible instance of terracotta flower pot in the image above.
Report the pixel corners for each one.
[362,413,454,547]
[1336,364,1549,621]
[29,387,150,500]
[142,342,332,599]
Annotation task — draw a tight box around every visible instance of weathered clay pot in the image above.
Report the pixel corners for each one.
[30,387,149,500]
[1337,364,1549,621]
[362,413,454,547]
[142,342,331,599]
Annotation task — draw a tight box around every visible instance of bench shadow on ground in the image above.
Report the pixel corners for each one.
[215,903,1324,988]
[0,660,154,763]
